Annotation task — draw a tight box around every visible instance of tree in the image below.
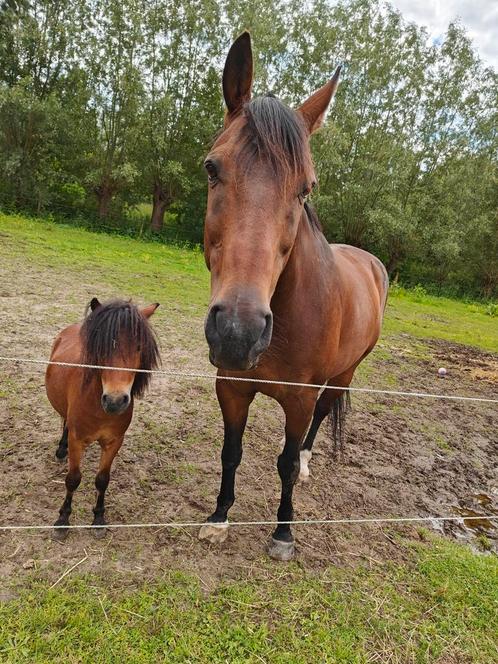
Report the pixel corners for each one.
[135,0,222,232]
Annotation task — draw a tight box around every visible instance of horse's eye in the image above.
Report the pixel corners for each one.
[204,160,218,187]
[299,181,316,203]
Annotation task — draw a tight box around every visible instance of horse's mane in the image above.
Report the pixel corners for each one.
[80,299,159,398]
[241,95,322,233]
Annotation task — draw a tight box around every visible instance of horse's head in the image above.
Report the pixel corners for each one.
[204,32,340,371]
[82,298,160,415]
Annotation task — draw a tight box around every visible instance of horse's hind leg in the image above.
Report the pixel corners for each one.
[55,423,68,460]
[91,435,124,539]
[53,432,83,541]
[299,390,336,482]
[299,368,355,482]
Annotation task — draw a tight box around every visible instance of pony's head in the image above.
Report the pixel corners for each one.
[81,298,160,415]
[203,32,340,371]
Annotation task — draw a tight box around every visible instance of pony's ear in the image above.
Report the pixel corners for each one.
[90,297,101,311]
[297,66,341,135]
[223,31,253,118]
[141,303,160,319]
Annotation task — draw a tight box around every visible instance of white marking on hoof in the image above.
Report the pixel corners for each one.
[299,449,312,483]
[198,521,229,544]
[267,537,295,561]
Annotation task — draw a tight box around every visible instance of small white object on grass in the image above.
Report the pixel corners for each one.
[438,367,447,377]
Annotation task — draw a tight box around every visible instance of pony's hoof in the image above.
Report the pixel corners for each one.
[51,526,69,542]
[55,447,67,461]
[198,521,229,544]
[91,525,107,539]
[268,537,295,561]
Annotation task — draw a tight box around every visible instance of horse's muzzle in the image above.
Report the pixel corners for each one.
[205,301,273,371]
[101,392,130,415]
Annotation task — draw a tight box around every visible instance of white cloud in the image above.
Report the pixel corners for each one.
[390,0,498,69]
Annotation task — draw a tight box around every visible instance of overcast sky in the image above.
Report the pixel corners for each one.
[390,0,498,69]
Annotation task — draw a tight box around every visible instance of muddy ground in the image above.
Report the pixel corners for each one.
[0,252,496,593]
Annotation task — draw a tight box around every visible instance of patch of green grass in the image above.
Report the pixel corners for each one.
[0,213,209,315]
[0,539,496,663]
[2,212,496,353]
[385,286,498,353]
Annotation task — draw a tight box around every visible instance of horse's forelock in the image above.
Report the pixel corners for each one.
[241,95,312,184]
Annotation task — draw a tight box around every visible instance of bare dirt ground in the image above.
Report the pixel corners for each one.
[0,253,497,593]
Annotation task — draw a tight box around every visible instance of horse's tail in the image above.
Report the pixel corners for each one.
[328,391,351,456]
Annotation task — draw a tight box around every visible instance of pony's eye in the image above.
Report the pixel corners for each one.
[204,160,218,186]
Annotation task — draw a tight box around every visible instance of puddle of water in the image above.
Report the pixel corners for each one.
[445,493,498,553]
[452,507,497,533]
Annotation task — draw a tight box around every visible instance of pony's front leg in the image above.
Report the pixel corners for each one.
[199,381,254,545]
[91,435,124,539]
[268,392,317,561]
[52,431,83,541]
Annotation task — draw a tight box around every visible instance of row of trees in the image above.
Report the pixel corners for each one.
[0,0,496,296]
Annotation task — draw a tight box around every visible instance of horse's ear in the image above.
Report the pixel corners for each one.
[223,31,253,118]
[297,66,341,135]
[141,303,160,319]
[90,298,101,311]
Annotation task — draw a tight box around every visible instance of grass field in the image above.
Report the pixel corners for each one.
[0,212,497,663]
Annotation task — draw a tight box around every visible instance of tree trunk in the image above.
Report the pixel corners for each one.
[95,184,113,219]
[150,183,170,232]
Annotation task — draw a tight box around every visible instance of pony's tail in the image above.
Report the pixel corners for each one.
[328,392,351,457]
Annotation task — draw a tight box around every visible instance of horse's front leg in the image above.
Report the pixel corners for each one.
[199,381,254,544]
[268,391,318,561]
[52,430,83,541]
[91,435,124,539]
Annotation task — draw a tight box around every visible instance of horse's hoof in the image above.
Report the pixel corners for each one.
[198,521,229,544]
[298,449,312,483]
[298,468,310,483]
[91,525,107,539]
[268,537,295,561]
[51,526,69,542]
[55,447,67,460]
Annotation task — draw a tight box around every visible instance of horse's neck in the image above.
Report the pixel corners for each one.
[272,210,334,314]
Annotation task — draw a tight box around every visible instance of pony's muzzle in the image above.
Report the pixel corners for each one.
[101,392,130,415]
[205,301,273,371]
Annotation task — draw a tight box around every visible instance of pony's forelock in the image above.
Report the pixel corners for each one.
[80,299,159,398]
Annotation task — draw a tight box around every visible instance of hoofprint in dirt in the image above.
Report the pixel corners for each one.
[0,241,496,591]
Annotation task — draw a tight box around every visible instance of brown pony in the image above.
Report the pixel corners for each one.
[45,298,159,539]
[199,33,389,560]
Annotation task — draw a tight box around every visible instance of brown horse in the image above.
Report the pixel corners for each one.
[199,33,388,560]
[45,298,159,539]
